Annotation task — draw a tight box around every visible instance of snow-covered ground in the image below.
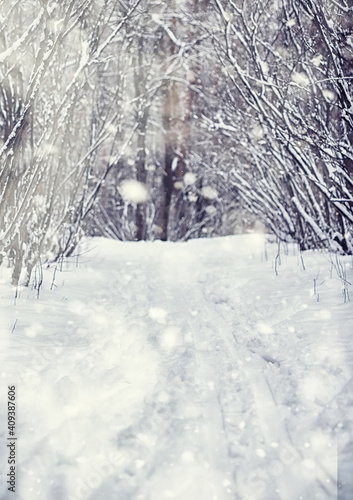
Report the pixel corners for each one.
[0,234,352,500]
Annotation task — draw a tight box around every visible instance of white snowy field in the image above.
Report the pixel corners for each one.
[0,234,352,500]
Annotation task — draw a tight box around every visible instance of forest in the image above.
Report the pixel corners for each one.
[1,0,353,285]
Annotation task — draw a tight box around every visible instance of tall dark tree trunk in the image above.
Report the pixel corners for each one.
[158,3,193,241]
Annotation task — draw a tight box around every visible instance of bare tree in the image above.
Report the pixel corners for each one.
[0,0,143,284]
[210,0,353,252]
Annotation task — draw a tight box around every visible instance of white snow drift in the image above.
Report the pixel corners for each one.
[0,234,352,500]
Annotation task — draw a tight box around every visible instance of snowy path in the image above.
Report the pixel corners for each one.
[0,235,352,500]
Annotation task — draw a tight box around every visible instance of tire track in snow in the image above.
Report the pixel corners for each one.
[184,280,286,500]
[194,263,332,500]
[181,298,236,500]
[94,250,233,500]
[139,264,234,500]
[141,249,298,499]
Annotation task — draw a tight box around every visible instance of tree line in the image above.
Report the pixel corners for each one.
[0,0,352,285]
